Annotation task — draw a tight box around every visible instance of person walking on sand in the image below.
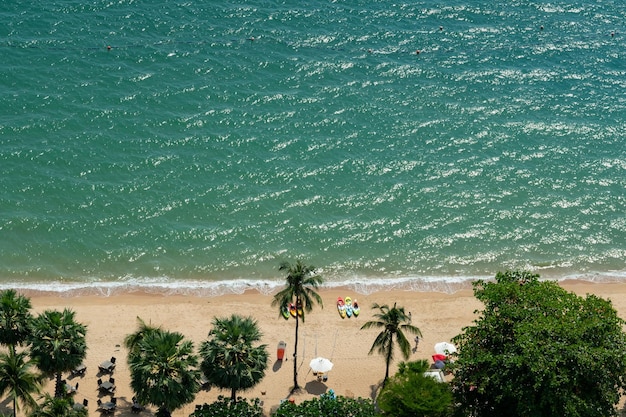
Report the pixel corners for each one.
[413,335,420,353]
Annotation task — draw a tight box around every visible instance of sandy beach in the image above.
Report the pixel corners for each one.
[15,281,626,417]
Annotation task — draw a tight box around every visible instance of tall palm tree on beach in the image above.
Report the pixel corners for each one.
[199,314,268,402]
[271,260,324,392]
[360,302,422,388]
[0,351,43,417]
[128,328,200,417]
[28,309,87,398]
[0,290,33,354]
[124,316,161,358]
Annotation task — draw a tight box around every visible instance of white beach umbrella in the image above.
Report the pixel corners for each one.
[309,357,334,373]
[434,342,457,355]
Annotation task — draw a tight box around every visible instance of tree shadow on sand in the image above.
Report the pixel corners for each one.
[304,380,328,396]
[113,396,154,417]
[369,380,383,401]
[0,397,12,416]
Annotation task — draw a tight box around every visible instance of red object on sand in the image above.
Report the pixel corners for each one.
[277,341,286,360]
[432,354,447,362]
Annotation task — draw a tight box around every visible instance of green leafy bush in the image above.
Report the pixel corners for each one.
[272,394,378,417]
[190,396,263,417]
[377,360,453,417]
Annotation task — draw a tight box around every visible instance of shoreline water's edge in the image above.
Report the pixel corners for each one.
[8,271,626,298]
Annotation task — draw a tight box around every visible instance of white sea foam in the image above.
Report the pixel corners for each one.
[4,271,626,298]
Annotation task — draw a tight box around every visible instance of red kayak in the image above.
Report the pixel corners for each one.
[277,341,286,360]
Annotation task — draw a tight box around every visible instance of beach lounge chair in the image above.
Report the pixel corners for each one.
[73,398,88,411]
[65,381,78,395]
[200,374,210,389]
[97,398,117,414]
[98,378,116,395]
[98,357,116,374]
[131,397,144,413]
[71,363,87,376]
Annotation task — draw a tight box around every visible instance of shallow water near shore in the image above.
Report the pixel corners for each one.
[1,0,625,295]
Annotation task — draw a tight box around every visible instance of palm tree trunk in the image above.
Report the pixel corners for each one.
[12,397,16,417]
[293,310,300,391]
[383,342,392,388]
[55,372,63,398]
[158,407,172,417]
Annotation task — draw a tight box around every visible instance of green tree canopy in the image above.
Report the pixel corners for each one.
[124,316,161,358]
[377,360,452,417]
[28,309,87,398]
[0,290,33,354]
[450,270,626,417]
[0,351,43,417]
[199,314,268,401]
[127,326,200,417]
[271,260,323,391]
[360,302,422,388]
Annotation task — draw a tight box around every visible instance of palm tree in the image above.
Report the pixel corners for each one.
[124,316,161,357]
[271,260,323,391]
[360,302,422,388]
[0,290,33,354]
[28,393,87,417]
[199,314,269,402]
[28,309,87,398]
[127,327,201,417]
[0,351,43,417]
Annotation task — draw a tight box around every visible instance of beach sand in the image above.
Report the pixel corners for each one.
[16,281,626,417]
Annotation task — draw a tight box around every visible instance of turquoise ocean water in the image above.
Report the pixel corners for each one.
[1,0,625,295]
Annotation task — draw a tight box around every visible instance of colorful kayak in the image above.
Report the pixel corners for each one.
[337,297,346,318]
[352,299,360,317]
[289,303,297,318]
[345,296,353,318]
[281,304,290,320]
[277,341,286,360]
[297,303,303,317]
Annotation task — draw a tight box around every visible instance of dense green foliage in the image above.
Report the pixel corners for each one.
[28,309,87,398]
[28,394,87,417]
[199,315,269,401]
[127,326,201,416]
[190,396,263,417]
[377,360,452,417]
[0,351,43,417]
[0,290,33,354]
[271,394,377,417]
[360,302,421,387]
[451,270,626,417]
[271,260,323,391]
[124,317,161,355]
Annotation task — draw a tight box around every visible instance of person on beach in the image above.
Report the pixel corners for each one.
[413,335,420,353]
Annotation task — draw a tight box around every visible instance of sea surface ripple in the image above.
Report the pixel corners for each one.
[1,0,625,295]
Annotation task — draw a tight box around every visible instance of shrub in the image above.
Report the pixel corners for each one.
[190,396,263,417]
[272,393,378,417]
